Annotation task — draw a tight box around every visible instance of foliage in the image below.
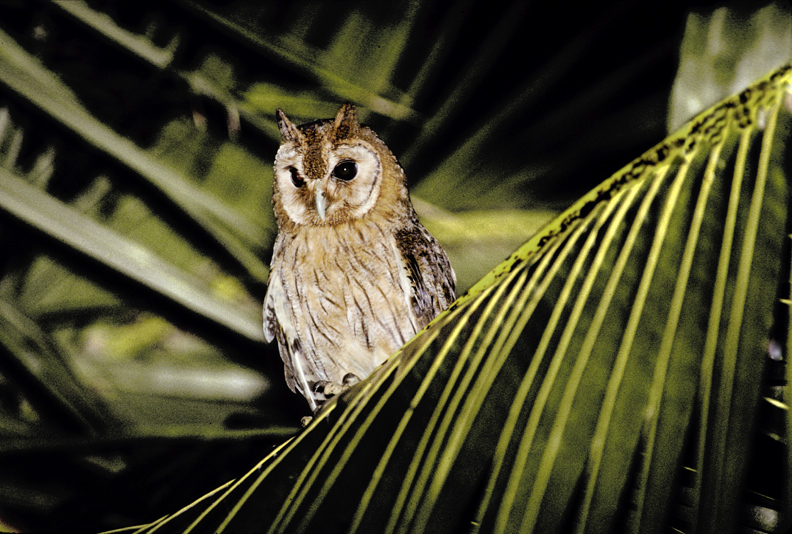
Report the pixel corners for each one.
[119,62,792,534]
[0,0,787,533]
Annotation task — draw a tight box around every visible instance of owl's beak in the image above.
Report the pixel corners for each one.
[314,182,327,221]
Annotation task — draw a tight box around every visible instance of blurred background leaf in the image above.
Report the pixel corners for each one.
[0,0,788,532]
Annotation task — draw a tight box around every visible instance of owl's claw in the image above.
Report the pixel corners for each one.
[342,373,360,387]
[314,373,361,398]
[314,380,344,397]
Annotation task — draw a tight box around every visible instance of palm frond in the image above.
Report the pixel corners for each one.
[126,63,792,534]
[0,27,269,282]
[0,167,262,341]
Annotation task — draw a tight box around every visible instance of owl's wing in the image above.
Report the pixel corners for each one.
[262,293,277,345]
[263,239,322,411]
[264,280,324,411]
[396,219,456,329]
[263,233,283,345]
[263,277,296,390]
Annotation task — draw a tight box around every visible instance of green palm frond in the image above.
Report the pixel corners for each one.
[0,26,270,283]
[124,64,791,534]
[0,167,262,341]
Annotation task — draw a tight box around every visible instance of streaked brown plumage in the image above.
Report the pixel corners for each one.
[263,104,455,411]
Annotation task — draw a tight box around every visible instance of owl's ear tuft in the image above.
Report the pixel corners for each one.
[332,103,360,140]
[276,109,302,142]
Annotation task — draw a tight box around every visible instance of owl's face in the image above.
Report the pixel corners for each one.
[272,104,408,228]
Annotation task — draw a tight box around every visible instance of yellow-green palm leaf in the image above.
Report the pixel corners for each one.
[123,64,791,534]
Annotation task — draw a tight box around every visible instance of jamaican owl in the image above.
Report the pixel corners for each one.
[263,103,456,411]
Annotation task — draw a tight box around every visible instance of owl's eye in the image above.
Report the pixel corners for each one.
[332,160,357,181]
[289,167,305,188]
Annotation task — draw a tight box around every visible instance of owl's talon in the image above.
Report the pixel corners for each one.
[315,380,346,397]
[342,373,360,387]
[300,415,313,427]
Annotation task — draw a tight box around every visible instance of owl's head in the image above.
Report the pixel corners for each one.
[272,104,410,228]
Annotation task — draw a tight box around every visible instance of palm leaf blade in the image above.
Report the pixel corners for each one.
[696,101,789,532]
[0,27,269,282]
[0,167,263,342]
[124,64,792,534]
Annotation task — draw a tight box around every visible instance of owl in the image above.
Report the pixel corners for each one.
[263,103,456,411]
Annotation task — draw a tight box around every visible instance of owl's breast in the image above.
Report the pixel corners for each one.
[272,221,418,383]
